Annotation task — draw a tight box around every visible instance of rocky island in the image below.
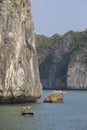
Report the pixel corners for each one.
[0,0,42,103]
[36,31,87,90]
[44,90,66,103]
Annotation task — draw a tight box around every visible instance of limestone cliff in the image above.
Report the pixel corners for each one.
[36,31,87,90]
[0,0,42,103]
[67,49,87,89]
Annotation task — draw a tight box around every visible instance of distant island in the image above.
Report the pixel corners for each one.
[36,30,87,90]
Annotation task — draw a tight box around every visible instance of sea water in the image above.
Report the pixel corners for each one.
[0,90,87,130]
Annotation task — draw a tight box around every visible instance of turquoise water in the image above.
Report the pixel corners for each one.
[0,90,87,130]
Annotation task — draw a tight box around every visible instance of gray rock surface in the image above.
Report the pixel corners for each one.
[36,34,73,89]
[0,0,42,103]
[67,50,87,89]
[36,31,87,90]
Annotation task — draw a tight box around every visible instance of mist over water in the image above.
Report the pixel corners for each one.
[0,90,87,130]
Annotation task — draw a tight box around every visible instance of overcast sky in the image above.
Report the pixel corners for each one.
[31,0,87,36]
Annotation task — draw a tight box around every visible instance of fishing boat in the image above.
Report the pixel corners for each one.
[21,106,35,116]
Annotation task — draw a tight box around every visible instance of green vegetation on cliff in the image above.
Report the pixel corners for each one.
[36,30,87,89]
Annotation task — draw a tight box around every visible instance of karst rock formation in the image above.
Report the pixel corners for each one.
[0,0,42,103]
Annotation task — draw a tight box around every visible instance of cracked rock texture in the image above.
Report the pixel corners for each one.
[0,0,42,103]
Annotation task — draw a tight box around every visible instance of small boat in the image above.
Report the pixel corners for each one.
[21,106,35,116]
[22,111,35,116]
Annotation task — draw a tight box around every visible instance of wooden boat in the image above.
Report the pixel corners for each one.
[21,106,35,116]
[22,111,35,116]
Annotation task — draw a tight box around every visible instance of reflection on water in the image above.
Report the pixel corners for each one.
[0,90,87,130]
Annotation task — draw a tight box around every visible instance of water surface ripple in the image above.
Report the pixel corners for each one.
[0,90,87,130]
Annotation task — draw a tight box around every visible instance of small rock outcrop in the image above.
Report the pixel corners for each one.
[43,90,66,103]
[0,0,42,103]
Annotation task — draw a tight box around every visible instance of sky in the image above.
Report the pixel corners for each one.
[31,0,87,36]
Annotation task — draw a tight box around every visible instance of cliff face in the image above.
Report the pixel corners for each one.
[67,50,87,89]
[0,0,42,103]
[36,34,71,89]
[36,31,87,90]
